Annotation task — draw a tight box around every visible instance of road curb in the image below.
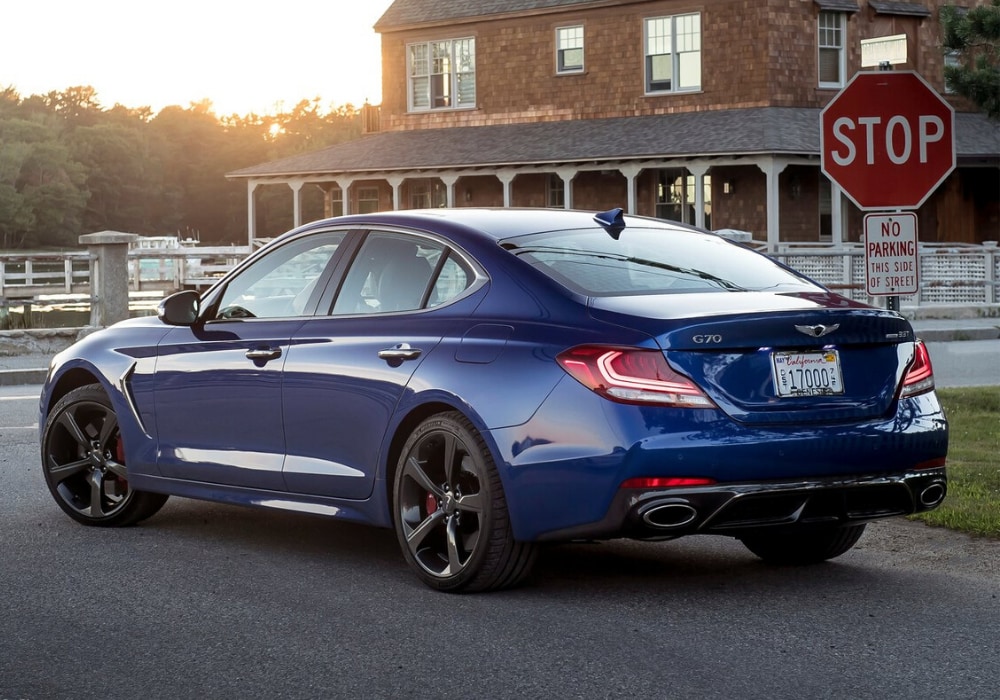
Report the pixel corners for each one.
[0,368,47,387]
[918,327,1000,342]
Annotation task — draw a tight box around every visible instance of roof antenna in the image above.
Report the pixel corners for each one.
[593,208,626,240]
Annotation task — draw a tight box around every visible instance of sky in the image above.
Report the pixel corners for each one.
[2,0,395,116]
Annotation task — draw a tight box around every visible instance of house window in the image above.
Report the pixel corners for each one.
[818,11,847,88]
[644,13,701,94]
[410,179,447,209]
[547,175,565,208]
[943,49,961,94]
[556,26,584,73]
[357,187,380,214]
[656,170,710,226]
[408,38,476,111]
[330,186,343,217]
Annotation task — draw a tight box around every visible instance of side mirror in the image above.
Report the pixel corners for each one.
[158,290,201,326]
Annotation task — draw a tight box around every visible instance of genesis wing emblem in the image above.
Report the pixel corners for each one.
[795,323,840,338]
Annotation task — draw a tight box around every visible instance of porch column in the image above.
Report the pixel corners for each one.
[386,176,405,211]
[619,164,642,214]
[831,180,845,247]
[246,180,259,249]
[555,167,577,210]
[757,159,788,253]
[440,174,460,208]
[497,170,516,208]
[688,164,709,230]
[335,178,353,215]
[289,179,305,228]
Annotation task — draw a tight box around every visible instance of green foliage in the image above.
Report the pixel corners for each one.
[915,386,1000,537]
[0,85,361,247]
[941,1,1000,119]
[0,114,87,247]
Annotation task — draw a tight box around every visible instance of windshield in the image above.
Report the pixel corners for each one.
[502,226,819,296]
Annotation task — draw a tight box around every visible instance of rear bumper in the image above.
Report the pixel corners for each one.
[534,467,946,542]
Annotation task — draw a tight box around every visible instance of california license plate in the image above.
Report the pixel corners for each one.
[771,350,844,397]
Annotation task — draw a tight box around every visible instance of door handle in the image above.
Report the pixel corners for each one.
[378,343,422,365]
[245,347,282,362]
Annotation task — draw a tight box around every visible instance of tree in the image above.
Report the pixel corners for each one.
[0,84,365,249]
[70,122,164,233]
[941,1,1000,119]
[0,116,87,248]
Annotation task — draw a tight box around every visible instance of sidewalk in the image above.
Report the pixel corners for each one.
[2,318,997,387]
[0,353,50,386]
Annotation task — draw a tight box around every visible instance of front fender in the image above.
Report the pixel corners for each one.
[40,322,171,479]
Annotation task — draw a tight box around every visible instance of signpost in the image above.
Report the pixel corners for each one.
[820,70,956,310]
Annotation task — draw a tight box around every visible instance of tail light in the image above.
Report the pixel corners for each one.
[900,339,935,398]
[557,345,714,407]
[621,477,717,489]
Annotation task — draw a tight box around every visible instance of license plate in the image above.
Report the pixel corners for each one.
[771,350,844,397]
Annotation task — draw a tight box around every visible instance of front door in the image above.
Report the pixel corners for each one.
[154,231,347,490]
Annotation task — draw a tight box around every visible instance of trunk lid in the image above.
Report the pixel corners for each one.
[589,291,916,425]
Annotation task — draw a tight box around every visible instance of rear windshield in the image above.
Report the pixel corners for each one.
[502,226,819,296]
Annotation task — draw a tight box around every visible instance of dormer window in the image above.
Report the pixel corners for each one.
[556,25,584,74]
[818,11,847,88]
[408,38,476,111]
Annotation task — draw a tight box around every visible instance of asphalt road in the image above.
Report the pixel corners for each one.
[2,342,998,699]
[924,339,1000,388]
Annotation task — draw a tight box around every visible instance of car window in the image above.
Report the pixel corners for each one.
[429,255,472,308]
[331,232,469,315]
[502,226,818,296]
[214,232,345,319]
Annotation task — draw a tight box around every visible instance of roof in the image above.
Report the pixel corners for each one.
[227,109,1000,179]
[298,206,668,242]
[812,0,861,13]
[868,1,932,17]
[375,0,603,30]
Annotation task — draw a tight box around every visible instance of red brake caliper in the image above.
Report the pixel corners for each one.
[425,492,438,516]
[113,438,128,490]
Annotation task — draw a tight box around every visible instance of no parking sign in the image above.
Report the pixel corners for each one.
[864,212,918,296]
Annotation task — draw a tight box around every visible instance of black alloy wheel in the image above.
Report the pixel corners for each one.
[393,412,536,592]
[41,384,168,527]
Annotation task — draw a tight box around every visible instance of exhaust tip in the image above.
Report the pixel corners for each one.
[918,482,946,508]
[641,502,699,529]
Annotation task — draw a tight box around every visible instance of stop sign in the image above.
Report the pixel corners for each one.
[821,71,955,210]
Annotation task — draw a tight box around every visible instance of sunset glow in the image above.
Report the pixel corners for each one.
[1,0,393,116]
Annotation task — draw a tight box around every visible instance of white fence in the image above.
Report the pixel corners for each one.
[766,242,999,307]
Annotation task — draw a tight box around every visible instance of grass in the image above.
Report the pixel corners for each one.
[914,387,1000,537]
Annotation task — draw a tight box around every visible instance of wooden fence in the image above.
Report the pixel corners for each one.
[0,246,250,300]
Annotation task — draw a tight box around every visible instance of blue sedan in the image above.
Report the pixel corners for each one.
[39,208,948,591]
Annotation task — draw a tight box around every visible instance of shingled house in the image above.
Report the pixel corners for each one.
[227,0,999,250]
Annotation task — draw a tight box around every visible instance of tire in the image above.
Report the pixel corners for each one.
[41,384,168,527]
[393,412,537,592]
[739,524,867,565]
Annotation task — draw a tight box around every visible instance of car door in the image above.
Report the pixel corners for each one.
[154,230,347,490]
[280,229,478,500]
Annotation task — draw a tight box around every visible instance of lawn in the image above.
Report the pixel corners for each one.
[914,386,1000,537]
